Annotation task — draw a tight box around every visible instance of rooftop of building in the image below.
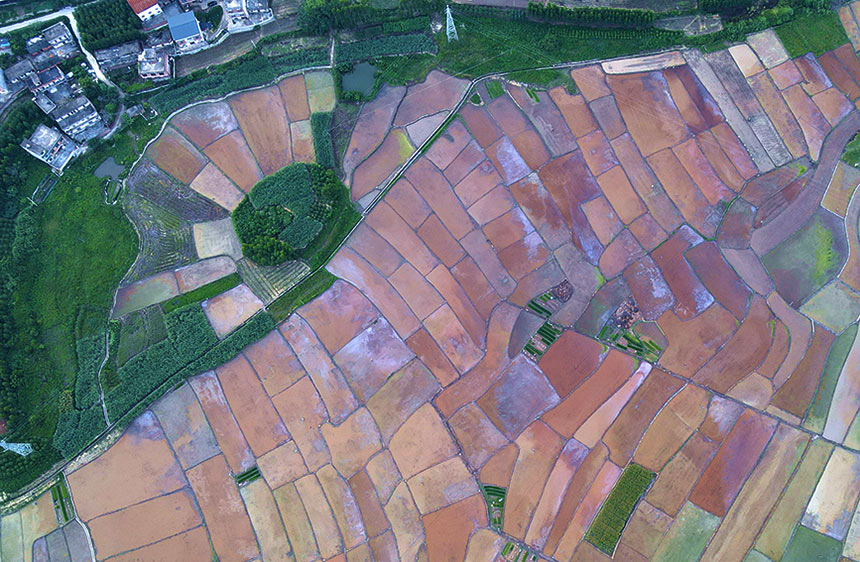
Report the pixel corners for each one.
[167,12,202,41]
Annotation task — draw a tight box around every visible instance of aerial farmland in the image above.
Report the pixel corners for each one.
[5,0,860,560]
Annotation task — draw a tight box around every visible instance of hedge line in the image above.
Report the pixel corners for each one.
[162,272,242,314]
[335,33,437,64]
[268,269,337,322]
[526,2,656,29]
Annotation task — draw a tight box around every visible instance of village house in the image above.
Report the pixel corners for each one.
[94,41,143,73]
[137,47,171,80]
[167,12,204,52]
[20,125,79,174]
[126,0,164,22]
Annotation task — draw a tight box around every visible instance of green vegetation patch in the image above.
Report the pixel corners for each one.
[235,465,262,485]
[505,68,577,94]
[268,269,337,322]
[233,163,357,267]
[843,133,860,168]
[75,0,144,51]
[50,478,75,525]
[586,463,656,555]
[335,33,437,63]
[782,525,843,562]
[486,80,505,99]
[775,11,848,58]
[480,484,506,531]
[162,273,242,314]
[106,306,275,422]
[74,333,105,409]
[311,112,335,169]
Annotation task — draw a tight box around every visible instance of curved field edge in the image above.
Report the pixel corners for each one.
[0,2,845,505]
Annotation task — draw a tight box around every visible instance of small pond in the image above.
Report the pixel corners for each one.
[94,156,124,180]
[341,62,377,96]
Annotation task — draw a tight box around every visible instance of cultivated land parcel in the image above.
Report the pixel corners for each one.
[10,0,860,561]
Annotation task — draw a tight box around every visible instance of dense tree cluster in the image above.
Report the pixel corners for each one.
[75,0,144,51]
[298,0,442,33]
[701,0,830,20]
[232,163,348,266]
[525,2,656,28]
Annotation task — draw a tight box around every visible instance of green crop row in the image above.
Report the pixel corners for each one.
[312,112,335,170]
[235,466,262,485]
[335,33,437,64]
[586,463,655,554]
[162,273,242,314]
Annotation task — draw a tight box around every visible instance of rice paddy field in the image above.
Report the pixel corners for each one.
[11,4,860,562]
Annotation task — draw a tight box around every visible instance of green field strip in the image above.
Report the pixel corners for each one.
[235,466,262,486]
[585,463,655,555]
[781,525,843,562]
[651,502,720,562]
[804,324,858,433]
[50,479,75,525]
[162,273,242,314]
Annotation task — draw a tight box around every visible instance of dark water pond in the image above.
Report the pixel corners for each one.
[342,62,377,96]
[94,157,124,180]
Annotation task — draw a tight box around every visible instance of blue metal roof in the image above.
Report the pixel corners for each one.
[167,12,200,42]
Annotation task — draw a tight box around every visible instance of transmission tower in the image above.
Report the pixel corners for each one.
[446,5,458,42]
[0,440,34,457]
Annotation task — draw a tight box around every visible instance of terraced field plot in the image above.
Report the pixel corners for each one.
[12,11,860,562]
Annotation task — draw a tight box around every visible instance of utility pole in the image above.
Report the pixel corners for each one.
[446,5,458,42]
[0,439,34,457]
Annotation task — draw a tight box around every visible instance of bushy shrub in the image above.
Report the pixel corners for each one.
[281,215,324,249]
[74,334,104,409]
[335,33,437,63]
[52,405,106,458]
[75,0,143,51]
[526,2,656,28]
[233,163,353,266]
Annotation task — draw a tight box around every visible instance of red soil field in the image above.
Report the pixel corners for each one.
[343,85,405,179]
[548,87,597,138]
[203,130,263,193]
[171,101,238,148]
[215,355,289,456]
[299,279,379,354]
[393,70,468,127]
[688,409,778,517]
[228,86,292,175]
[147,127,207,184]
[647,148,719,238]
[607,71,689,156]
[67,412,187,522]
[569,65,611,101]
[186,455,260,562]
[278,74,310,121]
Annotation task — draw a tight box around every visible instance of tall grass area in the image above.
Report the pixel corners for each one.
[775,11,848,57]
[0,149,137,494]
[434,16,683,78]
